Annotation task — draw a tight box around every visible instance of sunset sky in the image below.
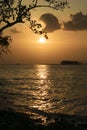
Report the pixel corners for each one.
[0,0,87,64]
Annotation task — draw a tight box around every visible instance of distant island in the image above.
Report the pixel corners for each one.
[60,60,82,65]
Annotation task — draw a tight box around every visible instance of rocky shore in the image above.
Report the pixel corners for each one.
[0,109,87,130]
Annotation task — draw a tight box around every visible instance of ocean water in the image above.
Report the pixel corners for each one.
[0,64,87,119]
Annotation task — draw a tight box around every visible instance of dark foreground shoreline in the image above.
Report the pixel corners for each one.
[0,109,87,130]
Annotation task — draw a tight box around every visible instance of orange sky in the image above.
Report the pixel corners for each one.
[0,0,87,64]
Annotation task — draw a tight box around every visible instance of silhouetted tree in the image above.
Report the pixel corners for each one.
[0,0,69,54]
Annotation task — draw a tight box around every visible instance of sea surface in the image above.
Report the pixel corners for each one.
[0,64,87,120]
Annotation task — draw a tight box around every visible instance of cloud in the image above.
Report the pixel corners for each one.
[40,13,61,32]
[10,28,20,33]
[63,12,87,31]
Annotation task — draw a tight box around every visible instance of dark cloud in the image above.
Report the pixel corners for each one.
[40,13,61,32]
[63,12,87,31]
[10,28,20,33]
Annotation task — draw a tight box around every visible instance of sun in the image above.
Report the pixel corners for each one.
[39,37,45,43]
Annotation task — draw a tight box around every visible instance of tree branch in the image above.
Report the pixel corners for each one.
[0,21,18,33]
[0,0,69,33]
[3,19,10,24]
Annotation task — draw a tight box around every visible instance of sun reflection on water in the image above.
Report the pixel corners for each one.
[36,65,48,80]
[31,65,53,113]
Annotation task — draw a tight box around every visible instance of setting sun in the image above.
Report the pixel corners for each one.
[39,37,45,43]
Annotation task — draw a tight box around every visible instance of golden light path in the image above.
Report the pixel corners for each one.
[32,65,52,112]
[26,65,52,123]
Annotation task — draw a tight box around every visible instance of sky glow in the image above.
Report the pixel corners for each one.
[0,0,87,64]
